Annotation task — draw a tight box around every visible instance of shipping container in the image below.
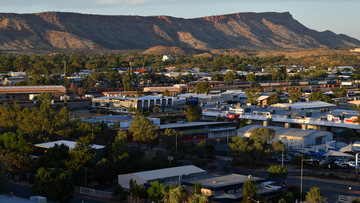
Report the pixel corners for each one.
[310,81,319,85]
[290,82,300,85]
[260,83,270,87]
[309,85,318,89]
[270,83,280,86]
[327,81,336,84]
[318,81,327,84]
[341,82,354,86]
[300,81,309,85]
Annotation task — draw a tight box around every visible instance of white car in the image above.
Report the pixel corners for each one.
[348,161,358,167]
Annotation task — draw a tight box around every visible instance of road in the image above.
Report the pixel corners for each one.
[6,183,111,203]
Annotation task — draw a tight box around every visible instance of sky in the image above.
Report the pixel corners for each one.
[0,0,359,41]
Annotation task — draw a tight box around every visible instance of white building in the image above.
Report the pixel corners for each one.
[162,55,175,61]
[118,165,206,188]
[237,125,333,150]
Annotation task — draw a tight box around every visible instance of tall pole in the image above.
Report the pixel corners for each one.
[282,147,284,167]
[85,167,87,189]
[227,129,229,158]
[300,159,303,203]
[92,123,94,145]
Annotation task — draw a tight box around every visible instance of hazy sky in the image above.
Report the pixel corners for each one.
[0,0,359,41]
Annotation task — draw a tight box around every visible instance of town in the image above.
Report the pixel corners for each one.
[0,51,360,203]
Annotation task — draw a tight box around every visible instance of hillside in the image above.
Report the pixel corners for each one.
[0,12,359,53]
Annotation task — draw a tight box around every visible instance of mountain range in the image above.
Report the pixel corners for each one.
[0,11,359,53]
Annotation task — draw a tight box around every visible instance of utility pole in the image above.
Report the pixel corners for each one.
[300,159,311,203]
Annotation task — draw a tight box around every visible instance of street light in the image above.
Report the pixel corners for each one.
[349,187,352,200]
[247,196,259,203]
[300,158,311,203]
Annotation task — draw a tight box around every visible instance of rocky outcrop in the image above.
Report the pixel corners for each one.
[0,12,359,53]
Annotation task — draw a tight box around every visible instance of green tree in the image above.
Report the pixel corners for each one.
[332,87,347,98]
[128,115,160,150]
[185,105,202,122]
[0,159,8,194]
[163,185,188,203]
[193,180,202,195]
[276,88,283,95]
[214,114,226,122]
[164,89,171,96]
[147,180,166,201]
[161,129,184,151]
[65,136,95,173]
[64,97,68,106]
[32,168,74,203]
[288,88,303,102]
[339,128,356,142]
[34,143,70,169]
[129,179,144,203]
[189,193,208,203]
[246,73,256,86]
[307,91,332,103]
[267,93,280,105]
[306,187,326,203]
[153,106,159,113]
[33,92,53,107]
[244,88,261,105]
[268,166,289,181]
[224,71,235,83]
[136,90,142,97]
[242,179,257,203]
[194,81,211,94]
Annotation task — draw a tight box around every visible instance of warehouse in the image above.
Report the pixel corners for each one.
[0,85,66,102]
[237,125,333,151]
[118,165,206,188]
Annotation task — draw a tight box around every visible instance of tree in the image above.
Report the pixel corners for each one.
[129,179,144,203]
[244,88,261,105]
[288,88,303,102]
[77,88,85,96]
[64,97,68,106]
[69,82,78,94]
[307,91,332,103]
[185,105,202,122]
[224,71,235,83]
[214,114,226,122]
[153,106,159,113]
[276,88,283,95]
[0,159,8,194]
[195,81,211,94]
[32,168,74,203]
[242,179,257,203]
[332,87,347,98]
[33,92,53,107]
[246,73,256,86]
[267,93,280,104]
[161,129,184,151]
[306,187,326,203]
[128,115,160,150]
[164,89,171,96]
[136,90,142,97]
[193,180,202,195]
[163,185,188,203]
[34,143,70,169]
[65,136,95,173]
[339,128,356,142]
[268,166,288,181]
[147,180,165,201]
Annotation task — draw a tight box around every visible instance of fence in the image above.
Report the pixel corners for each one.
[75,186,114,199]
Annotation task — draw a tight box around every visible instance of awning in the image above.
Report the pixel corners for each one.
[214,193,239,199]
[261,181,275,187]
[267,185,282,190]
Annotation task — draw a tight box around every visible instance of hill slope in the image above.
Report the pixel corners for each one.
[0,12,359,53]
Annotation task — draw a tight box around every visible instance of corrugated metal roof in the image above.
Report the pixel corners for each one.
[35,140,105,150]
[133,165,206,181]
[237,124,331,138]
[272,101,336,109]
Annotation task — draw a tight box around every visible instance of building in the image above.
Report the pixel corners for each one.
[271,100,336,110]
[0,195,47,203]
[181,174,285,202]
[162,55,175,61]
[92,95,180,112]
[159,122,236,142]
[237,125,333,151]
[118,165,206,188]
[0,85,66,102]
[34,140,105,162]
[83,114,160,129]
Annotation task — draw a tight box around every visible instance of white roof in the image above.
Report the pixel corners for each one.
[132,165,205,181]
[35,140,105,150]
[271,101,336,109]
